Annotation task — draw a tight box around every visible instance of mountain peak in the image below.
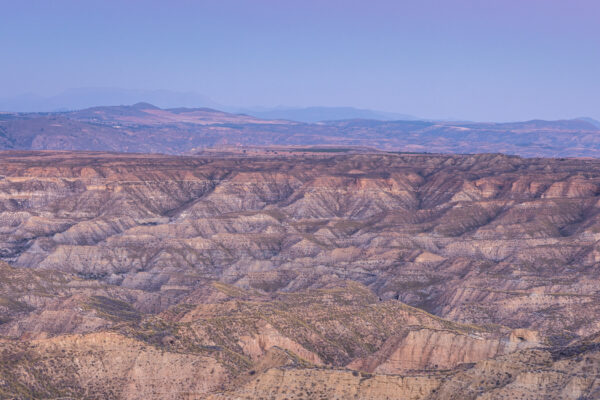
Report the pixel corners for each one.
[131,102,159,110]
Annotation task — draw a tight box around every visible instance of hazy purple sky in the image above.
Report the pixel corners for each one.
[1,0,599,121]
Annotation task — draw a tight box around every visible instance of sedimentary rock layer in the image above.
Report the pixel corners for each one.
[0,150,599,398]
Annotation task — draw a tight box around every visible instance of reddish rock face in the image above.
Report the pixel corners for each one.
[1,150,600,399]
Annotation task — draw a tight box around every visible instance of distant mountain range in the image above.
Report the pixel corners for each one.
[0,88,419,122]
[1,102,600,157]
[3,88,599,127]
[0,88,221,112]
[236,106,418,122]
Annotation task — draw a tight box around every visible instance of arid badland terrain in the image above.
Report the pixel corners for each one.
[0,149,599,399]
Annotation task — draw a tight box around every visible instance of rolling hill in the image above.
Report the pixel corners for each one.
[1,103,600,157]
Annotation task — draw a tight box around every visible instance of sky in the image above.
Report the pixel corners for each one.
[1,0,599,121]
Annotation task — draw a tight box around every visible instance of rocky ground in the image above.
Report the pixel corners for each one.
[0,150,599,399]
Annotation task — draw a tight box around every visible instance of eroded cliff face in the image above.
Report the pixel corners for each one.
[212,337,600,400]
[0,331,229,399]
[0,151,599,399]
[207,368,443,400]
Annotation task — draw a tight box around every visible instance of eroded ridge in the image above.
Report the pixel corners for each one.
[1,151,599,399]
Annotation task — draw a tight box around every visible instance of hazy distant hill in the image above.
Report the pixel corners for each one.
[1,103,600,157]
[240,106,418,122]
[0,88,220,112]
[577,117,600,128]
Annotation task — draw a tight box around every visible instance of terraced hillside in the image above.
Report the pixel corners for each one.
[0,150,599,399]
